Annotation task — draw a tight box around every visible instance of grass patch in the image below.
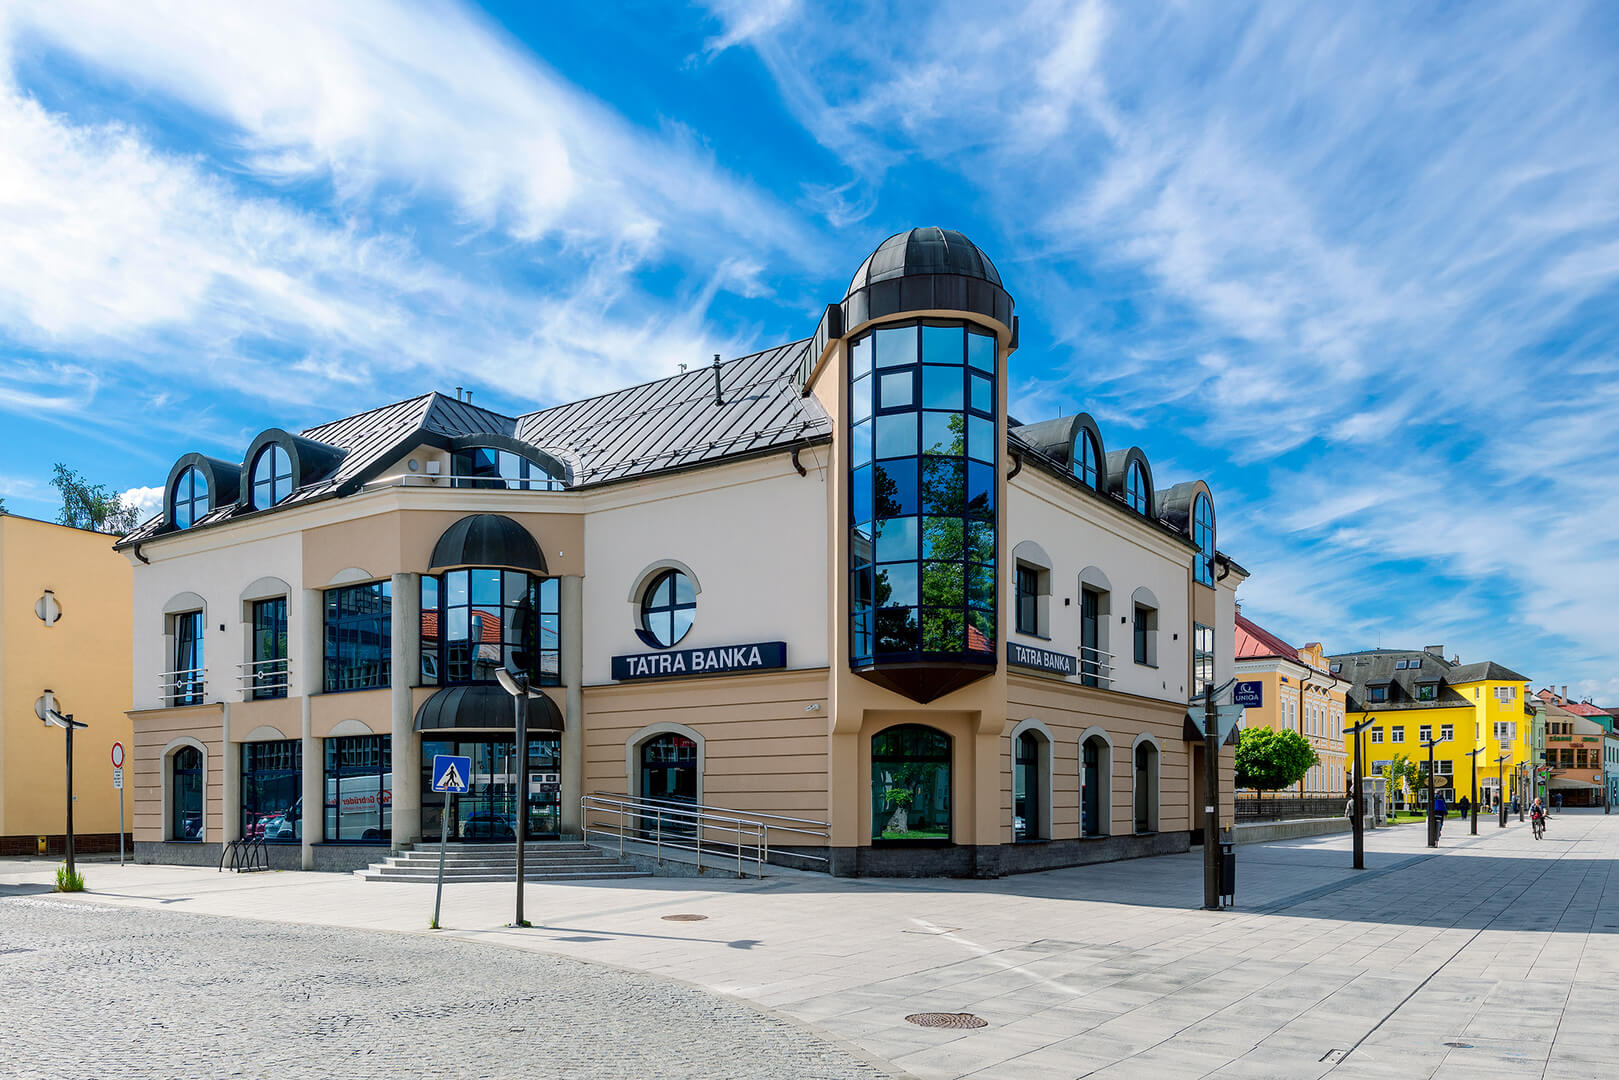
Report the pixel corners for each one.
[878,830,950,841]
[54,864,85,892]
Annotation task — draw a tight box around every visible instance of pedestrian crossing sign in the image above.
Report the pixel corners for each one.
[431,754,472,794]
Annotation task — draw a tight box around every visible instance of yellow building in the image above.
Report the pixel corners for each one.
[1330,647,1532,811]
[0,512,133,855]
[1233,609,1348,794]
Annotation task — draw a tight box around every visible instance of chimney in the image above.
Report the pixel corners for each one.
[1424,644,1444,658]
[1563,685,1570,704]
[455,386,463,401]
[465,390,473,405]
[711,354,724,407]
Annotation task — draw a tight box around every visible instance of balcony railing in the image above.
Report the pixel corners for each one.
[1079,645,1114,687]
[157,667,207,707]
[237,658,289,700]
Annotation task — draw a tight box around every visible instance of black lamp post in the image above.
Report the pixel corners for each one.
[1343,716,1375,870]
[1465,746,1482,835]
[1495,754,1509,828]
[42,697,88,879]
[496,665,545,928]
[1421,733,1445,847]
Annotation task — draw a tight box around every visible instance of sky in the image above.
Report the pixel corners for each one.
[1,1,1616,700]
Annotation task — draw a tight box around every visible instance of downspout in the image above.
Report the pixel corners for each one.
[132,543,151,565]
[1006,449,1023,481]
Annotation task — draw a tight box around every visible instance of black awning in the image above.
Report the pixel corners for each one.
[429,514,546,574]
[414,683,564,732]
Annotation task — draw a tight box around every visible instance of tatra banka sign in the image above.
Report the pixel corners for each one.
[611,641,787,680]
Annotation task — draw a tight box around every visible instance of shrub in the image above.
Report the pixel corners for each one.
[54,864,85,893]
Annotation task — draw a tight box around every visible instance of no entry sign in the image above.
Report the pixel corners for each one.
[111,742,125,768]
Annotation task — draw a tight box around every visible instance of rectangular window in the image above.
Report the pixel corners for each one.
[323,735,391,842]
[1495,686,1517,703]
[1192,623,1214,698]
[1392,726,1405,743]
[323,581,392,692]
[250,597,289,700]
[1368,685,1387,703]
[1080,588,1103,687]
[1371,727,1384,744]
[1132,604,1157,666]
[1419,725,1433,743]
[172,610,204,705]
[1417,683,1436,701]
[242,740,302,842]
[1014,564,1041,636]
[1440,724,1454,741]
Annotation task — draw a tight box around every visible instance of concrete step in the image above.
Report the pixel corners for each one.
[359,840,646,883]
[357,867,649,882]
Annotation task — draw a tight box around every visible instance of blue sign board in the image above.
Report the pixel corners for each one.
[1006,641,1077,677]
[612,641,787,681]
[431,754,472,794]
[1233,681,1263,709]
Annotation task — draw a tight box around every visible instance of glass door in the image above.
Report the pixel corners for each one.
[421,737,560,841]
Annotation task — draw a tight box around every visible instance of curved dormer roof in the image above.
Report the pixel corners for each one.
[239,428,346,509]
[1104,447,1155,517]
[842,226,1014,332]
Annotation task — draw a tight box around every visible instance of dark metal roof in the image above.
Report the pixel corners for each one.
[1445,661,1531,685]
[841,227,1014,333]
[846,228,1003,296]
[429,514,546,573]
[414,683,564,732]
[120,340,829,547]
[1329,650,1479,711]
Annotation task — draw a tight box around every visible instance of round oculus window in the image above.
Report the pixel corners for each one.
[640,569,696,648]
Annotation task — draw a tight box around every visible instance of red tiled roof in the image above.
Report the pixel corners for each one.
[419,608,503,643]
[1564,702,1609,717]
[1234,613,1298,661]
[967,624,992,653]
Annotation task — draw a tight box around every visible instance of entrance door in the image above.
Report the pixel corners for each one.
[421,736,561,841]
[1082,740,1100,836]
[640,734,698,807]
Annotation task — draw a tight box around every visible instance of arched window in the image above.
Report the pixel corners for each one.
[640,569,696,648]
[451,446,565,491]
[1125,460,1149,515]
[171,746,203,841]
[1134,739,1160,833]
[1081,731,1113,836]
[172,466,210,529]
[1073,429,1100,489]
[1013,729,1047,842]
[250,445,294,509]
[639,733,698,807]
[872,724,951,841]
[1193,493,1215,586]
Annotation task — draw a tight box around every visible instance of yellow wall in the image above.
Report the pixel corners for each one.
[1355,677,1530,803]
[0,515,134,839]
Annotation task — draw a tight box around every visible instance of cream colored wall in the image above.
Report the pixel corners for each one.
[1,516,133,837]
[1005,467,1195,703]
[128,704,223,841]
[578,456,828,686]
[583,669,830,820]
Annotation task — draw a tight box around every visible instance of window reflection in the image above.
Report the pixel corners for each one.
[872,725,951,841]
[421,569,558,685]
[451,446,564,491]
[251,445,293,509]
[172,466,209,529]
[324,735,391,842]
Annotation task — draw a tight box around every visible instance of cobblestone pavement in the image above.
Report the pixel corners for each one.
[0,897,891,1080]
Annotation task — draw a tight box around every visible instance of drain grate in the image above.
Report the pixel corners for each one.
[906,1013,987,1030]
[661,914,708,922]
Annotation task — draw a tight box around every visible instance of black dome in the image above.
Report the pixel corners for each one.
[846,227,1003,297]
[429,514,546,573]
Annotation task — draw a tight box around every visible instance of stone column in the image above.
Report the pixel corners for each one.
[390,572,422,846]
[221,701,241,843]
[559,575,585,838]
[299,587,324,870]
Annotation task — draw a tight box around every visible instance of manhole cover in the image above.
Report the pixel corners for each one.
[906,1013,987,1029]
[661,914,708,922]
[1444,1041,1474,1049]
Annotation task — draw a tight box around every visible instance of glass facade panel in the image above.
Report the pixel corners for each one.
[1074,431,1099,488]
[324,735,391,842]
[251,444,293,509]
[251,597,288,700]
[1125,460,1149,514]
[450,446,564,490]
[871,725,951,841]
[421,737,561,841]
[323,581,392,692]
[172,466,209,529]
[1193,494,1215,586]
[1193,623,1214,697]
[422,570,559,684]
[171,746,203,840]
[848,319,996,667]
[242,740,302,842]
[966,329,995,372]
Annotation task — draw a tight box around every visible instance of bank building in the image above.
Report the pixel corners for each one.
[119,228,1246,877]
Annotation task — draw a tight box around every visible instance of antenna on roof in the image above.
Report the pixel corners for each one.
[679,363,688,373]
[712,354,724,407]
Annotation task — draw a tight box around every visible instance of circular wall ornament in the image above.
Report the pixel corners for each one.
[34,590,61,625]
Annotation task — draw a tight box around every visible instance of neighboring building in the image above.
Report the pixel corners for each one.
[1535,688,1616,807]
[0,512,133,855]
[117,228,1246,877]
[1232,609,1347,795]
[1331,646,1531,811]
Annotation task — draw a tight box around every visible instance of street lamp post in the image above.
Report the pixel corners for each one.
[496,666,545,928]
[42,697,89,880]
[1465,746,1483,835]
[1496,754,1509,828]
[1343,716,1375,870]
[1421,734,1445,848]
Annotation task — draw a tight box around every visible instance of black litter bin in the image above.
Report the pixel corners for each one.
[1219,836,1236,906]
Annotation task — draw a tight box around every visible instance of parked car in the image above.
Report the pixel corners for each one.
[461,811,516,840]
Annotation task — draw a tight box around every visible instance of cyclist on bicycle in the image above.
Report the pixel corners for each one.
[1530,797,1547,838]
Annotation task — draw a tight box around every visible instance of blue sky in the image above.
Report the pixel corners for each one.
[1,2,1616,699]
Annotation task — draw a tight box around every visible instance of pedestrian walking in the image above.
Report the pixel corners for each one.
[1553,792,1562,813]
[1459,794,1471,820]
[1432,793,1447,837]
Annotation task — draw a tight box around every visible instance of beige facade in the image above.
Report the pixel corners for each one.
[121,228,1247,877]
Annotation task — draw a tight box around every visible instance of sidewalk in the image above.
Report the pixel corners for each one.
[6,811,1615,1079]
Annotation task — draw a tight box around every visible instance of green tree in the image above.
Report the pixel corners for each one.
[1235,726,1320,792]
[1381,753,1417,810]
[50,463,141,534]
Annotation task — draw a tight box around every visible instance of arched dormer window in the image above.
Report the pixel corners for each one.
[172,466,209,529]
[1193,494,1215,586]
[1073,428,1100,489]
[1125,460,1149,515]
[251,445,294,509]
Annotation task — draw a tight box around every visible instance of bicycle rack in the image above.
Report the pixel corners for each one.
[219,837,270,873]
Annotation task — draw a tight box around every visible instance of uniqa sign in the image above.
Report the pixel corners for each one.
[612,641,787,681]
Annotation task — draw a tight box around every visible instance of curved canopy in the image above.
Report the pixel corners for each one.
[414,683,564,732]
[429,514,546,574]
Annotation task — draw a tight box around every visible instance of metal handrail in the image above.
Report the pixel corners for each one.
[582,794,769,877]
[236,658,290,696]
[158,667,207,706]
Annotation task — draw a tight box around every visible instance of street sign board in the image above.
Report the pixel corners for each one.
[1233,681,1263,709]
[1183,703,1246,745]
[431,754,471,794]
[113,767,123,790]
[111,742,125,768]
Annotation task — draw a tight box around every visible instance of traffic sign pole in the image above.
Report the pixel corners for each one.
[432,795,450,929]
[428,754,471,930]
[112,743,126,867]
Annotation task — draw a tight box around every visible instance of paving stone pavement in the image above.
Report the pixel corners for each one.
[4,809,1616,1079]
[0,897,891,1080]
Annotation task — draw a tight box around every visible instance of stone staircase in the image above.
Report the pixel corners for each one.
[356,841,648,883]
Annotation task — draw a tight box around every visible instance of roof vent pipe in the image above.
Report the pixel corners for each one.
[1563,685,1570,703]
[465,390,472,405]
[711,354,724,407]
[455,386,463,401]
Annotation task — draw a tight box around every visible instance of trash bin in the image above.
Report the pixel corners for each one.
[1219,837,1236,906]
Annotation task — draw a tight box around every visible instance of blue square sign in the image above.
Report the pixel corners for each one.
[1233,681,1263,709]
[431,754,472,794]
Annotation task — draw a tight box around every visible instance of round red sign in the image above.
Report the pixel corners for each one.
[111,742,125,768]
